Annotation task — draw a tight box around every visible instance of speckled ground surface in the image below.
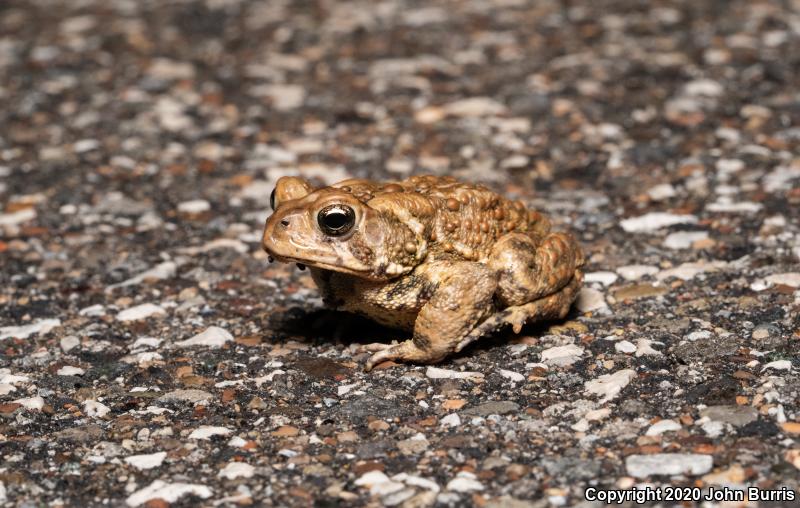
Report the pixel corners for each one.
[1,0,799,507]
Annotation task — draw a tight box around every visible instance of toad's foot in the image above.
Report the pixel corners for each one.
[454,273,582,353]
[356,342,397,353]
[364,260,498,371]
[364,340,437,371]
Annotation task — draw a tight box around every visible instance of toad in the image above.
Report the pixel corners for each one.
[262,175,584,371]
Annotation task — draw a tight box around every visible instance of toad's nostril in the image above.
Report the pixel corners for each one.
[280,219,290,227]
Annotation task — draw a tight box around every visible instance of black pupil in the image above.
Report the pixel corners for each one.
[324,210,349,230]
[318,205,354,235]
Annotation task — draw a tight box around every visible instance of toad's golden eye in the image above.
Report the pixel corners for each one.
[317,204,355,236]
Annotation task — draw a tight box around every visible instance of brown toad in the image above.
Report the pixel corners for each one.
[262,175,584,371]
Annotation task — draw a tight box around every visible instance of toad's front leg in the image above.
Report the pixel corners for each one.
[364,262,497,371]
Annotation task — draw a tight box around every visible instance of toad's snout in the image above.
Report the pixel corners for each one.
[261,211,299,259]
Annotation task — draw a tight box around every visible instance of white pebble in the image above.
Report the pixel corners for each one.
[57,366,85,376]
[498,369,525,382]
[645,419,682,436]
[663,231,708,249]
[575,288,608,312]
[188,426,233,440]
[585,369,636,402]
[540,345,584,366]
[125,480,212,507]
[175,326,233,348]
[83,400,111,418]
[425,367,484,381]
[616,265,658,281]
[584,271,618,286]
[620,212,697,233]
[625,453,712,478]
[117,304,166,322]
[615,341,636,354]
[218,462,255,480]
[177,199,211,214]
[124,452,167,470]
[446,472,484,493]
[0,319,61,340]
[440,413,461,428]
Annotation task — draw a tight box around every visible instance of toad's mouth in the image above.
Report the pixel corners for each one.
[265,252,388,281]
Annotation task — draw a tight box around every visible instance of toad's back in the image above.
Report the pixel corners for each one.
[332,175,552,262]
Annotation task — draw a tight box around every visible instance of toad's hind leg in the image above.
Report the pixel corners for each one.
[489,231,583,306]
[453,232,585,353]
[455,274,582,353]
[364,262,497,371]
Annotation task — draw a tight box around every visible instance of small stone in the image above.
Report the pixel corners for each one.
[57,366,85,376]
[575,288,608,312]
[218,462,255,480]
[256,84,306,111]
[425,367,484,381]
[625,454,713,478]
[0,208,36,227]
[584,271,618,286]
[13,396,45,410]
[443,97,507,117]
[175,326,233,348]
[498,369,524,382]
[752,273,800,291]
[616,265,659,281]
[540,345,584,366]
[440,413,461,428]
[685,79,723,97]
[700,405,758,427]
[397,433,429,455]
[60,335,80,352]
[272,425,300,437]
[442,399,466,410]
[109,262,177,290]
[647,183,677,201]
[188,426,233,440]
[354,471,405,497]
[461,401,519,417]
[158,389,213,404]
[635,339,663,357]
[83,400,111,418]
[125,480,212,507]
[663,231,709,249]
[446,472,484,492]
[619,212,697,233]
[762,360,791,371]
[117,304,166,322]
[585,369,636,402]
[124,452,167,470]
[0,319,61,340]
[177,199,211,214]
[645,420,682,436]
[706,199,763,213]
[655,261,725,282]
[615,341,636,354]
[147,58,196,80]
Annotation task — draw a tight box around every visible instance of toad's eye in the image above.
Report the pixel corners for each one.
[270,188,277,210]
[317,204,355,236]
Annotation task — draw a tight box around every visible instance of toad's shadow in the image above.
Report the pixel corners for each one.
[271,305,581,358]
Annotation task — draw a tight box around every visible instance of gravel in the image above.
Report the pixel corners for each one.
[1,0,799,506]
